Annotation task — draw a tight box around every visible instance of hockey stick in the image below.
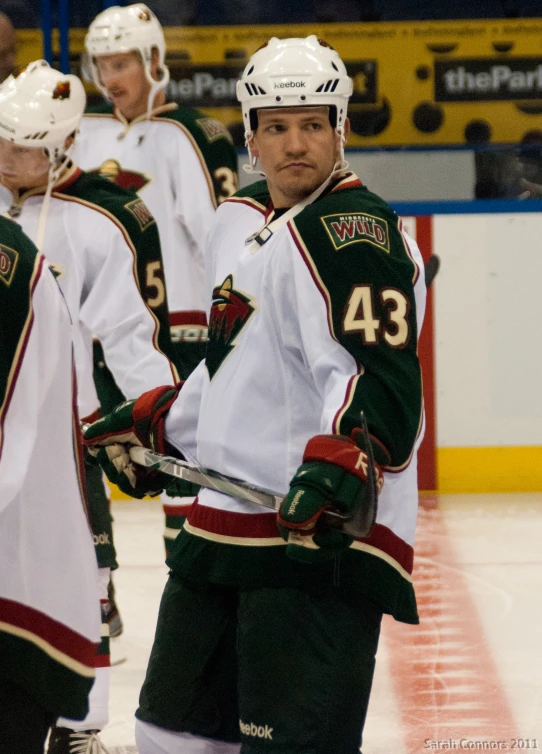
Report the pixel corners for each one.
[127,411,377,538]
[347,410,379,538]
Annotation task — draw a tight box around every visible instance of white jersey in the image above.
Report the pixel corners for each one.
[165,174,426,624]
[0,217,100,719]
[74,102,239,331]
[0,164,177,420]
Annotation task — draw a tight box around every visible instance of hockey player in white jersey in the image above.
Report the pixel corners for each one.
[85,36,426,754]
[73,2,239,550]
[0,216,100,753]
[0,60,178,753]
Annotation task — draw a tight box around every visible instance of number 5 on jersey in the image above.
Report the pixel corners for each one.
[343,285,410,347]
[146,260,166,308]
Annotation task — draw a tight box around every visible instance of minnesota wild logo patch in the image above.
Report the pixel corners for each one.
[322,212,390,253]
[52,81,71,100]
[0,243,18,286]
[196,117,233,144]
[90,160,151,194]
[206,275,256,380]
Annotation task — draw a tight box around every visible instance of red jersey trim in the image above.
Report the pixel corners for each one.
[162,503,193,517]
[355,522,414,574]
[81,407,101,425]
[0,597,97,676]
[169,310,207,327]
[187,500,279,539]
[331,172,363,192]
[185,501,413,574]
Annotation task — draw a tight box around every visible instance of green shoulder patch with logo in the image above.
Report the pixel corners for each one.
[124,198,155,232]
[321,212,390,253]
[0,243,18,286]
[196,117,233,144]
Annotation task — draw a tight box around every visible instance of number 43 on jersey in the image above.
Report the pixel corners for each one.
[344,285,410,348]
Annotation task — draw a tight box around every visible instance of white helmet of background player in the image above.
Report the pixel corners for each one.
[0,59,86,163]
[237,36,353,174]
[0,60,86,250]
[85,4,170,108]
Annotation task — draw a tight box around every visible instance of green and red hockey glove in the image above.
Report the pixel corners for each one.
[86,445,171,499]
[83,385,179,498]
[277,432,388,564]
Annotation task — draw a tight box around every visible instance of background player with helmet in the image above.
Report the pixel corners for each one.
[73,3,239,551]
[0,60,177,753]
[84,35,426,754]
[0,215,100,754]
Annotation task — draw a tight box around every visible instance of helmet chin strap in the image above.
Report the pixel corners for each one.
[144,62,169,121]
[243,127,349,253]
[35,143,73,252]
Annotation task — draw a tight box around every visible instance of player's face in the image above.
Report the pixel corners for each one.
[249,106,348,208]
[0,137,50,190]
[94,52,152,120]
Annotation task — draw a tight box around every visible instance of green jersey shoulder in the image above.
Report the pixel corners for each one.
[226,179,270,212]
[0,215,32,291]
[56,172,173,362]
[156,104,238,205]
[58,170,158,247]
[295,181,412,269]
[292,180,423,469]
[0,216,43,409]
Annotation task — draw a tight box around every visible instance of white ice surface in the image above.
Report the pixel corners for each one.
[100,495,542,753]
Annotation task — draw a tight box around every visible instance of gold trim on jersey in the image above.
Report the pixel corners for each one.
[112,102,177,140]
[332,368,364,435]
[330,172,360,192]
[183,521,413,581]
[183,520,285,547]
[0,620,95,677]
[83,102,177,129]
[223,195,267,214]
[350,541,413,582]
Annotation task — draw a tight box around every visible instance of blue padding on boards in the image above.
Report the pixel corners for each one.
[390,199,542,215]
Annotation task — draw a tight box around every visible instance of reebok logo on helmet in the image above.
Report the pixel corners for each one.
[274,81,307,89]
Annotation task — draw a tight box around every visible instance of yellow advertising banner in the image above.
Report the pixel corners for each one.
[18,18,542,147]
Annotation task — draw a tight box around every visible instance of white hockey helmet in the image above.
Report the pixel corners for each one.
[237,36,353,138]
[85,4,170,99]
[0,60,86,162]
